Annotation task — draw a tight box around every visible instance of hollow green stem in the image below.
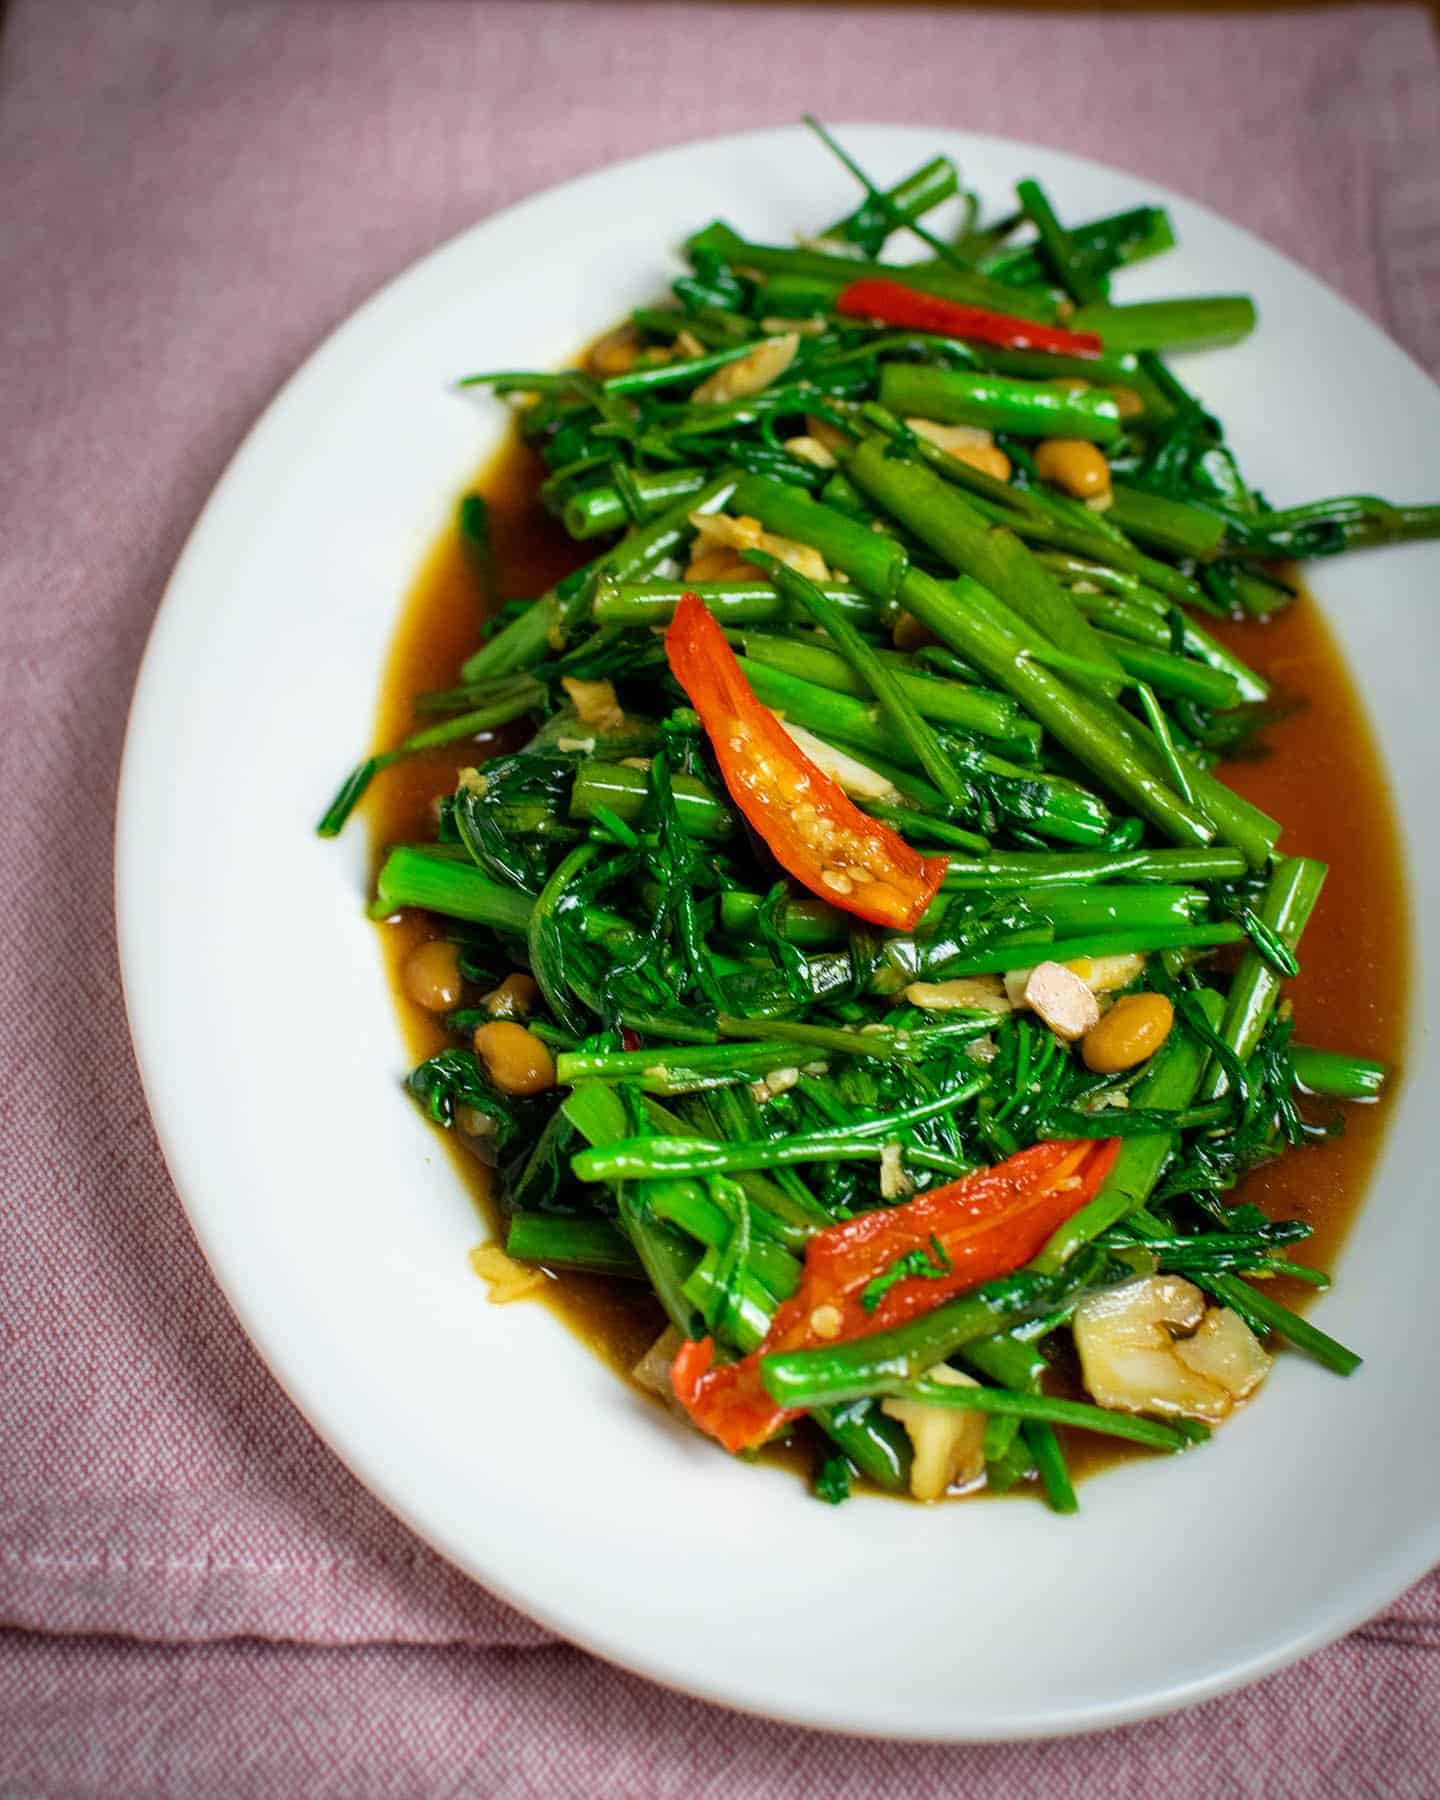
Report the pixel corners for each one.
[562,468,709,538]
[1291,1045,1387,1102]
[597,579,888,629]
[1199,856,1327,1101]
[1066,296,1257,353]
[879,363,1123,444]
[505,1214,644,1278]
[371,847,535,931]
[732,629,1032,749]
[684,220,1058,320]
[751,552,972,811]
[570,761,733,841]
[846,436,1125,680]
[1107,485,1227,562]
[939,847,1248,887]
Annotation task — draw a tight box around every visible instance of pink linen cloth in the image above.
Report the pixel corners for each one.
[2,0,1438,1789]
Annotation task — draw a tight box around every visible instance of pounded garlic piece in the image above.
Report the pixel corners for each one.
[692,333,799,404]
[883,1366,986,1502]
[771,718,900,803]
[1173,1306,1272,1399]
[1074,1276,1233,1422]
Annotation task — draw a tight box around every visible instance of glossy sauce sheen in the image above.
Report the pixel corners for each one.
[365,436,1409,1489]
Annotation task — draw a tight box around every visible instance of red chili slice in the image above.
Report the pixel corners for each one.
[835,276,1104,358]
[663,592,946,930]
[672,1137,1120,1454]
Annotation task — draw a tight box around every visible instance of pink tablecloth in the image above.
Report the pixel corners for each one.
[2,0,1438,1791]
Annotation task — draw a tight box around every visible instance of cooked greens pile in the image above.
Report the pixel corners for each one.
[322,124,1430,1510]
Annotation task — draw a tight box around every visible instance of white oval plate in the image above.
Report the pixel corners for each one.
[116,126,1440,1740]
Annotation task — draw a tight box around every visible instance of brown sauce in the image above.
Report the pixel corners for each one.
[362,434,1410,1488]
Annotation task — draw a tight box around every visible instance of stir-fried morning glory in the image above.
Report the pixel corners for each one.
[324,122,1431,1510]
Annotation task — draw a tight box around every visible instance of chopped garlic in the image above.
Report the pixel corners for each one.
[772,718,900,802]
[561,676,624,732]
[687,510,830,583]
[904,975,1013,1015]
[750,1066,801,1105]
[761,314,828,337]
[905,416,996,454]
[794,234,864,259]
[782,433,838,470]
[883,1366,986,1502]
[632,1326,685,1402]
[469,1243,547,1305]
[692,334,799,404]
[805,415,851,458]
[809,1304,844,1340]
[879,1140,913,1201]
[1173,1307,1271,1399]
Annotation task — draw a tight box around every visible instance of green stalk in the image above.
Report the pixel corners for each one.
[1066,296,1257,353]
[461,471,738,682]
[818,153,960,250]
[732,629,1033,749]
[981,205,1175,288]
[1198,856,1327,1101]
[561,1083,703,1338]
[752,553,972,811]
[371,847,534,931]
[1107,485,1227,562]
[648,1185,801,1301]
[573,1082,983,1183]
[570,761,733,841]
[1025,1422,1079,1514]
[939,847,1248,887]
[600,342,763,396]
[505,1214,644,1278]
[1052,566,1268,704]
[1015,178,1107,308]
[759,1260,1101,1410]
[904,572,1217,847]
[1093,634,1242,709]
[727,481,1217,849]
[1033,991,1223,1271]
[1291,1045,1387,1102]
[1020,883,1206,935]
[879,363,1123,444]
[555,1041,815,1092]
[872,1373,1201,1453]
[561,468,709,538]
[846,436,1125,681]
[910,920,1243,978]
[684,220,1059,321]
[1081,686,1280,868]
[317,678,544,836]
[739,658,1113,845]
[853,404,1206,604]
[727,474,911,598]
[596,579,887,629]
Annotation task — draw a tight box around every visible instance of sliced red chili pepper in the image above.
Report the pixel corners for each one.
[834,277,1104,359]
[663,592,946,930]
[672,1136,1119,1454]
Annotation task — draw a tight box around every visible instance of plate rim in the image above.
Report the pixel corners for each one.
[114,121,1440,1742]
